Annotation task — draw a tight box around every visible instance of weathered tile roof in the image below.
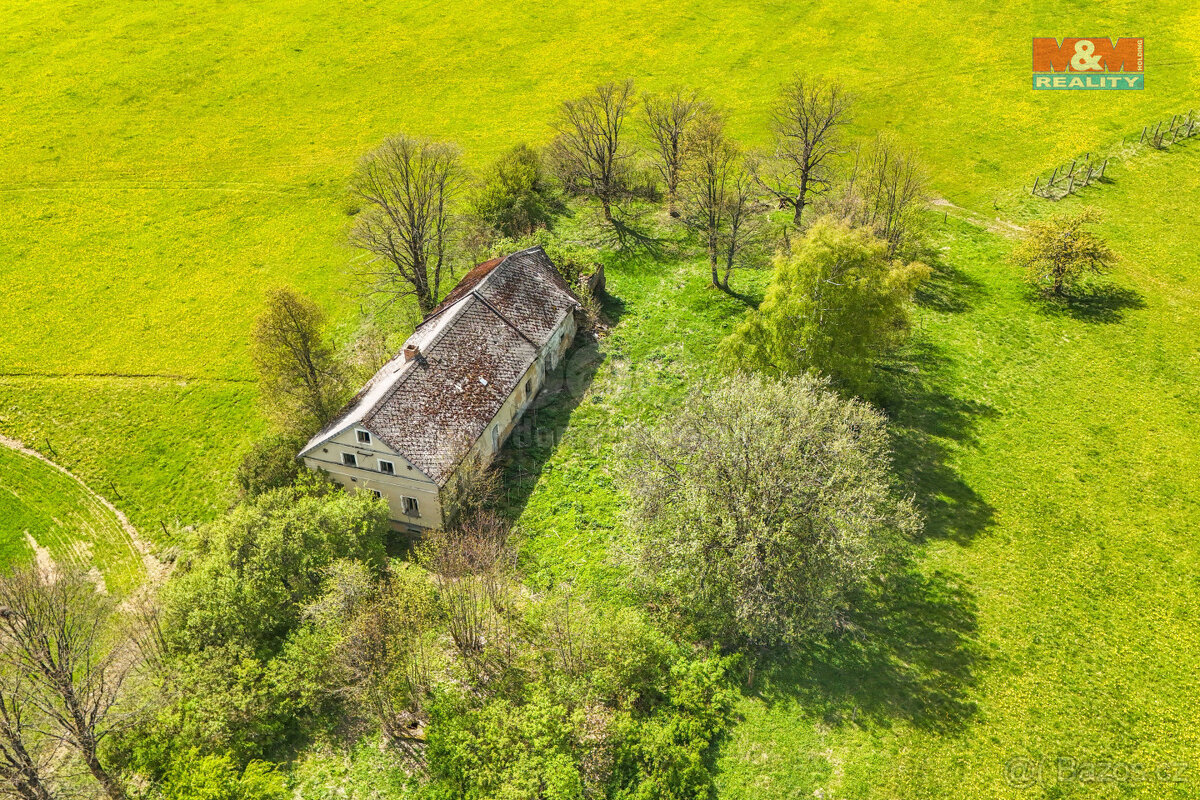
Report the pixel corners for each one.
[300,246,579,486]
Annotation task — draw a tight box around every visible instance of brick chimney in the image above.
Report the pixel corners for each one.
[403,343,420,362]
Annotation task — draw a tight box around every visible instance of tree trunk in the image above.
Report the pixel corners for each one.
[601,196,613,223]
[794,170,809,226]
[83,751,127,800]
[709,244,720,289]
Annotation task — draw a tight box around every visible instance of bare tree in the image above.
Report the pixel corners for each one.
[643,88,704,216]
[718,168,764,291]
[0,569,133,800]
[832,133,926,256]
[349,135,463,315]
[548,81,636,223]
[418,512,513,658]
[0,676,56,800]
[756,75,851,226]
[680,111,741,290]
[250,287,348,434]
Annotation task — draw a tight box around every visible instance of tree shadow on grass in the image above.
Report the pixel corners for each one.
[914,254,987,315]
[877,338,998,546]
[752,565,985,733]
[495,334,606,522]
[1029,283,1146,324]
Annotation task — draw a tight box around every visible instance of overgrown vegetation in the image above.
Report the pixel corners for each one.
[1,6,1196,798]
[625,375,919,660]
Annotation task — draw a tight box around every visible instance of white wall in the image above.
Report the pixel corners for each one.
[302,426,443,531]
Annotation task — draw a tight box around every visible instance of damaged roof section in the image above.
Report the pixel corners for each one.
[300,246,580,486]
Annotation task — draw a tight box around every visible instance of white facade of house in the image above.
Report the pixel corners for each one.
[298,247,581,533]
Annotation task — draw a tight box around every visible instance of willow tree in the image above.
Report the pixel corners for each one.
[721,219,928,397]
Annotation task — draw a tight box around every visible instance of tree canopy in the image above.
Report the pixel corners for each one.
[721,218,928,397]
[1010,208,1116,296]
[625,374,920,653]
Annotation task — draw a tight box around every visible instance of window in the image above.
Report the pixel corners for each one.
[342,453,357,467]
[402,496,420,517]
[525,379,533,397]
[370,489,382,499]
[378,460,395,475]
[356,429,371,444]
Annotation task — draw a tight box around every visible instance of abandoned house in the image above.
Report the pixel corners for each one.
[298,246,582,532]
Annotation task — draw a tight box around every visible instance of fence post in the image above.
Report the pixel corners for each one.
[1140,126,1147,143]
[1066,174,1075,196]
[1032,177,1040,195]
[1099,159,1108,180]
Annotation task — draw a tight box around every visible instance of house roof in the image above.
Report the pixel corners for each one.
[300,246,580,486]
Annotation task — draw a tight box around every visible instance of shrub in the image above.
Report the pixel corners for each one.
[161,749,287,800]
[424,690,584,800]
[234,432,306,498]
[162,483,388,654]
[473,143,556,238]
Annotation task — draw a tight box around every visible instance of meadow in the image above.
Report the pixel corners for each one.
[1,0,1199,796]
[1,0,1197,535]
[0,442,147,595]
[506,139,1200,798]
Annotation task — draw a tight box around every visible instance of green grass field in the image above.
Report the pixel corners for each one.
[1,0,1197,533]
[506,141,1200,797]
[2,0,1199,795]
[0,443,147,595]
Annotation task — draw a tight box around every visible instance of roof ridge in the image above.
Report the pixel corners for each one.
[417,249,516,330]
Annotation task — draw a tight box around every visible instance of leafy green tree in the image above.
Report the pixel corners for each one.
[1010,208,1116,296]
[162,483,388,655]
[473,144,556,238]
[160,750,286,800]
[625,374,919,656]
[250,288,348,435]
[234,432,306,499]
[721,218,928,396]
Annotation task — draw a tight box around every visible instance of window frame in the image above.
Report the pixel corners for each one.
[402,496,420,517]
[355,429,372,445]
[378,459,395,475]
[342,452,358,467]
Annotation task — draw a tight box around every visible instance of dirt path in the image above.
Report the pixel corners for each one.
[0,434,166,585]
[930,197,1027,238]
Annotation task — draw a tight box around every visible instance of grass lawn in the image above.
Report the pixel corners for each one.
[1,0,1197,537]
[0,443,147,596]
[506,142,1200,797]
[1,1,1199,795]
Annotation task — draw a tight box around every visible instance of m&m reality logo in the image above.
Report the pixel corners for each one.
[1032,38,1143,90]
